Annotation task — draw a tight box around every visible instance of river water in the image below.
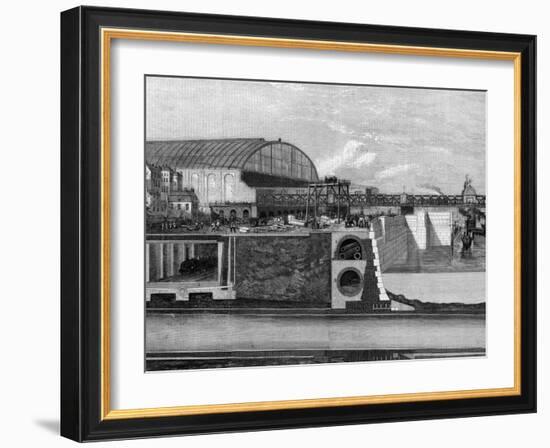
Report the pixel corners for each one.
[383,271,486,303]
[146,313,485,353]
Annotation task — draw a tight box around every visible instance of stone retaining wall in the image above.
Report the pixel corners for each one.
[375,211,453,271]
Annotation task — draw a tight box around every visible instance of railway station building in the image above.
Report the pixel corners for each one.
[146,138,320,219]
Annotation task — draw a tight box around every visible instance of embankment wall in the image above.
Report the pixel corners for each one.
[375,216,408,271]
[375,211,453,271]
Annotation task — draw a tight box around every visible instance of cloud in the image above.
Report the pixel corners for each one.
[327,122,354,135]
[360,131,381,142]
[375,163,417,180]
[326,122,381,142]
[316,140,376,176]
[427,146,452,156]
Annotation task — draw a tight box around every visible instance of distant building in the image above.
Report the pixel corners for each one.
[168,189,199,216]
[365,186,380,196]
[159,166,173,201]
[171,170,183,193]
[462,175,478,204]
[145,163,163,212]
[147,163,193,215]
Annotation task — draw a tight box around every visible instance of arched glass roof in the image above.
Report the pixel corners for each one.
[146,138,319,182]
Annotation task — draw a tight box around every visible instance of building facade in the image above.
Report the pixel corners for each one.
[146,162,199,217]
[145,163,163,212]
[168,189,199,217]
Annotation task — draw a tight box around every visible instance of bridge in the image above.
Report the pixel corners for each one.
[256,187,486,213]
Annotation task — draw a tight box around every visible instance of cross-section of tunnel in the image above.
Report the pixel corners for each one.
[337,268,363,296]
[330,231,391,310]
[336,237,364,260]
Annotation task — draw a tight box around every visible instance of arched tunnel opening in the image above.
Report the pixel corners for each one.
[337,238,363,260]
[337,268,363,296]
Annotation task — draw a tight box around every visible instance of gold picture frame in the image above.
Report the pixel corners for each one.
[61,6,536,441]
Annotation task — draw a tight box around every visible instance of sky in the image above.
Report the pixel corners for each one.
[146,76,486,195]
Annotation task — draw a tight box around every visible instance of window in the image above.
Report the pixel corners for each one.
[261,146,272,173]
[207,174,217,202]
[224,174,235,202]
[191,173,199,192]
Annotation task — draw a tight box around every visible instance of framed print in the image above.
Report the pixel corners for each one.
[60,6,537,442]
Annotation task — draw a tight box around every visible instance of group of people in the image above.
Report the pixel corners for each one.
[345,214,371,229]
[209,216,239,233]
[454,215,478,256]
[148,217,202,232]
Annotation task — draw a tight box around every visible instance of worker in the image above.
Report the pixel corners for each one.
[461,231,472,255]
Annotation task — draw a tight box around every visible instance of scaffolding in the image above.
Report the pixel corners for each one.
[304,178,351,225]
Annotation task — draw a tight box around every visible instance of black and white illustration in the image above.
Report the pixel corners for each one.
[144,76,486,371]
